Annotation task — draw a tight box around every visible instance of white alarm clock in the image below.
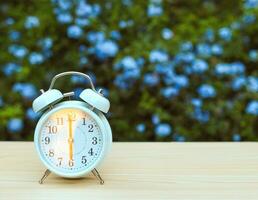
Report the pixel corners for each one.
[32,71,112,184]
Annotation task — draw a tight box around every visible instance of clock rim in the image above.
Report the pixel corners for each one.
[34,100,108,178]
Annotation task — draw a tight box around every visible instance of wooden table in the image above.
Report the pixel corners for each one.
[0,142,257,199]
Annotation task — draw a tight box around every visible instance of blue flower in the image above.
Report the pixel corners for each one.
[151,114,160,125]
[204,28,214,42]
[191,98,202,107]
[73,87,84,98]
[173,134,186,142]
[24,16,40,29]
[242,14,256,24]
[57,13,72,24]
[91,4,101,16]
[174,75,189,88]
[9,31,21,41]
[191,59,208,73]
[180,42,193,51]
[57,0,72,10]
[95,40,118,58]
[232,134,241,142]
[26,108,39,120]
[244,0,258,9]
[7,118,24,133]
[75,18,89,27]
[76,1,92,17]
[67,25,83,39]
[162,28,173,40]
[249,50,258,61]
[211,44,223,55]
[29,52,44,65]
[2,63,21,76]
[197,43,211,57]
[246,101,258,115]
[87,31,105,44]
[215,62,245,76]
[218,27,232,41]
[110,30,121,40]
[8,45,28,58]
[198,84,216,98]
[5,17,14,25]
[12,83,37,100]
[147,4,163,17]
[231,76,246,90]
[136,123,145,133]
[247,76,258,92]
[155,123,172,137]
[39,37,53,50]
[149,50,168,63]
[143,73,159,87]
[79,57,88,65]
[115,56,138,71]
[161,87,179,98]
[0,97,3,107]
[192,108,210,122]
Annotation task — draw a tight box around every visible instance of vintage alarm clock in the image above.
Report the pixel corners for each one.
[32,71,112,184]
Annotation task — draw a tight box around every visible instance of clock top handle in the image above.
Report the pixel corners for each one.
[48,71,96,91]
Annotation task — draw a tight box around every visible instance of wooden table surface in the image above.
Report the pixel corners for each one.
[0,142,258,200]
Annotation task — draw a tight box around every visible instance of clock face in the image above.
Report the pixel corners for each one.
[37,108,104,175]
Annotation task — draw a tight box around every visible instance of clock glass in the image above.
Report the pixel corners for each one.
[37,108,103,175]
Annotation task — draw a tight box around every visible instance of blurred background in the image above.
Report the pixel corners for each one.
[0,0,257,142]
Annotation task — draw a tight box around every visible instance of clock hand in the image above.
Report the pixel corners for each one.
[68,114,73,161]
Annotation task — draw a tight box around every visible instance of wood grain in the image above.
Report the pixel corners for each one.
[0,142,258,200]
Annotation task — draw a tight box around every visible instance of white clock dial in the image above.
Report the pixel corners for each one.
[38,108,103,174]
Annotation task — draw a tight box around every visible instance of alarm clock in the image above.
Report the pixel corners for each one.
[32,71,112,184]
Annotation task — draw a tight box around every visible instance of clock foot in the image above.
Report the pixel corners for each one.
[92,168,104,185]
[39,169,51,184]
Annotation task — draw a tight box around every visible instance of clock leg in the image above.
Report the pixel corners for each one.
[91,168,104,185]
[39,169,51,184]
